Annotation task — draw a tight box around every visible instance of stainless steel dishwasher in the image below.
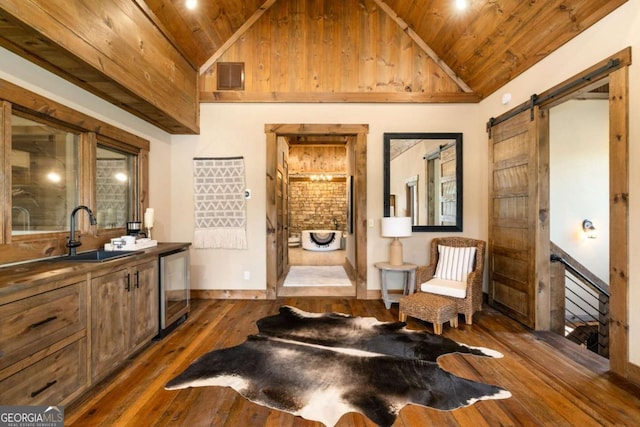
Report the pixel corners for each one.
[158,248,190,337]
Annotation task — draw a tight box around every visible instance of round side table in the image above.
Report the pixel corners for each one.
[374,262,418,309]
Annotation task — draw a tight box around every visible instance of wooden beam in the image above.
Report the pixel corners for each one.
[0,0,199,134]
[201,91,480,103]
[372,0,474,94]
[199,0,278,75]
[265,123,369,136]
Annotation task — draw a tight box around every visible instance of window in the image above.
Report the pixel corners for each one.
[11,114,79,235]
[96,145,137,229]
[1,78,150,265]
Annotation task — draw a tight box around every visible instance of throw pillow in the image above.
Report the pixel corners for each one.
[434,245,477,282]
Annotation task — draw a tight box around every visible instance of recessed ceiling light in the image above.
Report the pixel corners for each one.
[455,0,469,11]
[186,0,197,10]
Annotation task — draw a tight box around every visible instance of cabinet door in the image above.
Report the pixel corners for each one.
[91,268,131,381]
[131,260,159,347]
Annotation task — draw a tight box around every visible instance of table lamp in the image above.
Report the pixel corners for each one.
[381,217,412,266]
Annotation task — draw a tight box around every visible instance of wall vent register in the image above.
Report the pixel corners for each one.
[217,62,245,90]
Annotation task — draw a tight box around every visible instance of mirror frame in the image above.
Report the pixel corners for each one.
[383,132,463,232]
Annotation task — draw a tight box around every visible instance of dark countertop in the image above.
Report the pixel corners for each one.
[0,242,191,302]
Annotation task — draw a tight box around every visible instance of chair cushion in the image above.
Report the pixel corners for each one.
[434,245,476,281]
[420,278,467,298]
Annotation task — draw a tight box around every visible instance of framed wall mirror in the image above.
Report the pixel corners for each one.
[383,132,463,232]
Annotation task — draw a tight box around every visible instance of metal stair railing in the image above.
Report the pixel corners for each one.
[549,243,609,358]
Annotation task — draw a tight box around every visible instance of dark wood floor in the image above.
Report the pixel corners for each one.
[66,299,640,426]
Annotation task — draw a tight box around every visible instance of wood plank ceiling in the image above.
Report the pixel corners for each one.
[0,0,627,133]
[144,0,626,99]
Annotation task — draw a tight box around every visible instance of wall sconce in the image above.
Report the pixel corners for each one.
[582,219,597,239]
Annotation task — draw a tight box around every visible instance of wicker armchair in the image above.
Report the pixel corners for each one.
[415,237,486,325]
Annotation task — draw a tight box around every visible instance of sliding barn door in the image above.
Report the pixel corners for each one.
[488,108,550,329]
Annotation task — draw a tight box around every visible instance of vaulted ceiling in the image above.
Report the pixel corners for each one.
[0,0,627,133]
[141,0,626,98]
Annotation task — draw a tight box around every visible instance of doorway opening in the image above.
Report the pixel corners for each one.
[549,93,610,358]
[265,124,369,300]
[283,140,354,297]
[487,48,629,378]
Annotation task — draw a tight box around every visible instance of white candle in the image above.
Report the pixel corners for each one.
[144,208,154,228]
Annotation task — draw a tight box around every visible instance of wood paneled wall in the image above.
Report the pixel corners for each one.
[201,0,475,103]
[288,145,346,174]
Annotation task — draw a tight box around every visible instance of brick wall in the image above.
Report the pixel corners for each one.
[289,180,347,234]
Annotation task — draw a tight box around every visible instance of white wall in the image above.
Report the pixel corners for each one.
[550,100,609,281]
[477,1,640,365]
[169,103,485,291]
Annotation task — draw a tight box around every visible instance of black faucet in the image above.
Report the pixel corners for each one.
[333,218,339,230]
[67,205,97,256]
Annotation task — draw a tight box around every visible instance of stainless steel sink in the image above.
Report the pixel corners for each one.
[54,250,136,262]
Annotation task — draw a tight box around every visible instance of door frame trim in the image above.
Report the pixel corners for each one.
[265,124,369,300]
[537,49,630,378]
[487,47,631,379]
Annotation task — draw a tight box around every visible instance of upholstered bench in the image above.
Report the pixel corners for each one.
[399,292,458,335]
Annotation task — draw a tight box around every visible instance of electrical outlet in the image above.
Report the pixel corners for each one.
[243,271,250,280]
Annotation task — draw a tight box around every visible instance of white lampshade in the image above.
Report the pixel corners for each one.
[381,217,412,237]
[381,217,412,266]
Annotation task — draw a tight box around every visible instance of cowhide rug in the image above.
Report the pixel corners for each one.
[165,306,511,427]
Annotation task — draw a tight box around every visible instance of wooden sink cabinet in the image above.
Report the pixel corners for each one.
[0,242,190,406]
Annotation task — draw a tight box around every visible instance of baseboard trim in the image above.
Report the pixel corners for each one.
[191,289,386,301]
[628,361,640,387]
[366,290,383,300]
[191,289,268,300]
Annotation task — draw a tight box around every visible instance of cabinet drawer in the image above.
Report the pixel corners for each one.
[0,338,86,405]
[0,282,86,370]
